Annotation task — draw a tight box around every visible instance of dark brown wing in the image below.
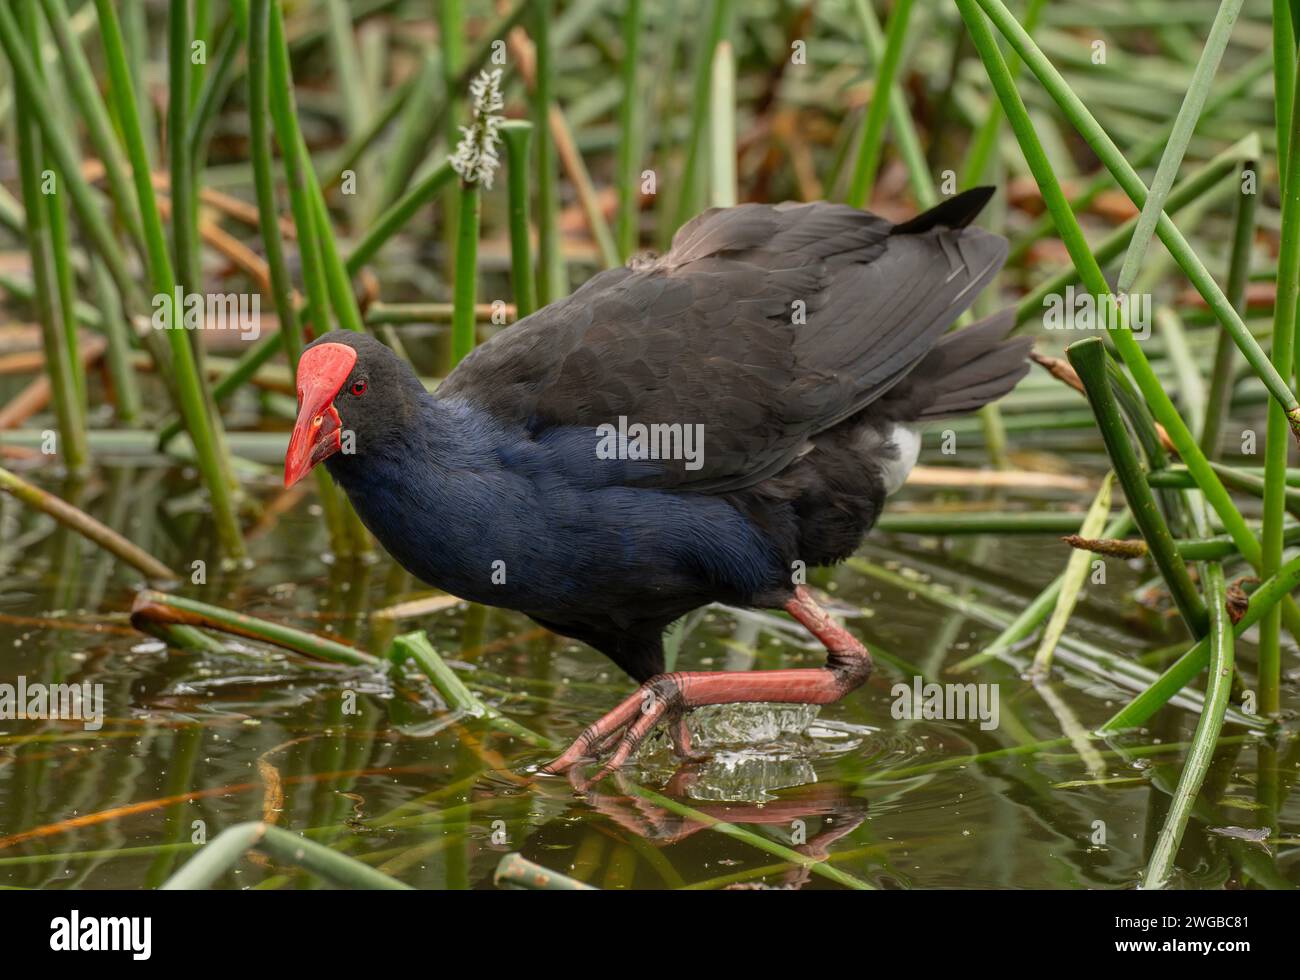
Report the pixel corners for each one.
[437,189,1008,491]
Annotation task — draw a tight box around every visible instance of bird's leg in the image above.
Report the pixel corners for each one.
[540,586,872,786]
[668,706,709,762]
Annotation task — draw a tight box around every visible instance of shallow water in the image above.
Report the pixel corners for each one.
[1,460,1297,890]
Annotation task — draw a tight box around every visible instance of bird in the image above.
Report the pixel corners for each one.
[283,186,1031,784]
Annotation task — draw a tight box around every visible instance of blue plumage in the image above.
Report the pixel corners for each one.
[326,393,785,621]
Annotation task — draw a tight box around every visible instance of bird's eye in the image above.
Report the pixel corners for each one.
[350,379,367,397]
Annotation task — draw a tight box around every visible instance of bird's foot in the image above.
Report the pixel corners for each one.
[540,675,696,788]
[540,587,871,789]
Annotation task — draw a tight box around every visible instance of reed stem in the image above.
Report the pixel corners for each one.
[451,181,481,366]
[850,0,934,206]
[37,0,144,249]
[92,0,247,560]
[1112,0,1244,295]
[672,0,732,230]
[168,0,203,298]
[1029,472,1113,677]
[847,0,915,208]
[616,0,644,259]
[959,0,1282,639]
[1200,156,1259,458]
[532,0,564,304]
[266,0,332,333]
[1260,30,1300,718]
[1100,552,1300,732]
[247,0,350,556]
[974,0,1300,438]
[0,465,175,580]
[9,0,87,474]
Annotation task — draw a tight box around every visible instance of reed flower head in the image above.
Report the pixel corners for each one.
[450,68,505,189]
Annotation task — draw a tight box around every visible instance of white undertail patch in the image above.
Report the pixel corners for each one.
[881,425,921,496]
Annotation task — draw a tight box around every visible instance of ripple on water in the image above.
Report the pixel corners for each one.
[616,703,950,803]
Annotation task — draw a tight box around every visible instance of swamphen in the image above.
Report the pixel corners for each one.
[284,187,1031,782]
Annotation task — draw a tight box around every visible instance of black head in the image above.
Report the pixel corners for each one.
[284,331,427,487]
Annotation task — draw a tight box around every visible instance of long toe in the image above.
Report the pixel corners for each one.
[539,687,648,775]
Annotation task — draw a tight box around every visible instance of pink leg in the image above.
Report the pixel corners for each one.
[540,586,872,786]
[668,710,709,762]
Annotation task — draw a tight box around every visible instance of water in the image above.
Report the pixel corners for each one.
[0,461,1297,890]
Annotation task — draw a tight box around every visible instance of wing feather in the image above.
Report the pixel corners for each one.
[438,192,1008,491]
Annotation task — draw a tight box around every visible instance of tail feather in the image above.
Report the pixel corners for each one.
[884,310,1032,421]
[891,186,996,235]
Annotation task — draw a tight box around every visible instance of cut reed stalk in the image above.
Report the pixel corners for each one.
[388,631,552,749]
[161,822,411,889]
[501,121,537,320]
[709,40,736,208]
[496,852,597,890]
[131,591,377,667]
[1068,339,1208,634]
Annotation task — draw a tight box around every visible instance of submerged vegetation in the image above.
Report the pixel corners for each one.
[0,0,1298,891]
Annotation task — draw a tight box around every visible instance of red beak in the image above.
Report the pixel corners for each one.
[284,342,357,488]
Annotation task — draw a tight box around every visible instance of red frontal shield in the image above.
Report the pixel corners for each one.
[284,343,357,487]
